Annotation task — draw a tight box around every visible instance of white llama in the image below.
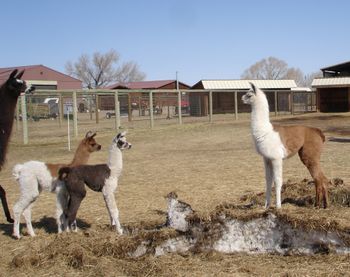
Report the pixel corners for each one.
[242,83,329,209]
[58,131,132,234]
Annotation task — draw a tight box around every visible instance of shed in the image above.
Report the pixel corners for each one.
[0,65,82,90]
[190,79,297,116]
[312,61,350,112]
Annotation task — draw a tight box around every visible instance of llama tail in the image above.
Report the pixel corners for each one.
[12,164,24,180]
[58,167,71,181]
[315,128,326,143]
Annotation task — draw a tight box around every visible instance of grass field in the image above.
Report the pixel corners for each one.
[1,112,350,276]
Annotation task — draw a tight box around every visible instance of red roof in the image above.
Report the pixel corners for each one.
[0,65,82,89]
[107,80,189,89]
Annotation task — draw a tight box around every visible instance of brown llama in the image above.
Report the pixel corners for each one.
[242,83,329,209]
[0,69,33,223]
[12,131,101,238]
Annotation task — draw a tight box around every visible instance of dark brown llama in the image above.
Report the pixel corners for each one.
[0,69,33,223]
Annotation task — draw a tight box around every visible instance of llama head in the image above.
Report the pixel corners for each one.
[2,69,28,98]
[113,131,132,150]
[83,131,102,152]
[242,82,266,105]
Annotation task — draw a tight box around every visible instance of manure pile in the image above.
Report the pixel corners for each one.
[11,179,350,272]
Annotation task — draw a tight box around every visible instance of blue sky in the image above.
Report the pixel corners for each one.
[1,0,349,85]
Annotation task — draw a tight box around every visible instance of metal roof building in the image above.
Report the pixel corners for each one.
[312,61,350,112]
[192,79,297,90]
[190,79,298,116]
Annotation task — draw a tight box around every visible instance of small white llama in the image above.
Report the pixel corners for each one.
[242,82,329,209]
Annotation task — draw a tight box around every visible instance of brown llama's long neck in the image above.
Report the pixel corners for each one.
[0,87,19,169]
[68,142,91,166]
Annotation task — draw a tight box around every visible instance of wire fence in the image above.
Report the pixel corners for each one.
[15,89,316,145]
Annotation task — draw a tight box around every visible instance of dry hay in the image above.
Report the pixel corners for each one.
[10,177,350,275]
[239,177,349,208]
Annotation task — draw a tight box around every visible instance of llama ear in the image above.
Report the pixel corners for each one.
[116,131,127,139]
[85,131,96,139]
[249,82,257,93]
[9,69,18,79]
[16,70,25,80]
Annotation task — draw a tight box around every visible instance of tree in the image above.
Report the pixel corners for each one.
[241,57,291,80]
[300,71,323,87]
[241,56,320,87]
[65,49,146,88]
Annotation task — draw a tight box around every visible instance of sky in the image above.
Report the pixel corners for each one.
[1,0,350,86]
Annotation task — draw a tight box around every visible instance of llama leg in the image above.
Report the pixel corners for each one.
[12,191,39,239]
[65,193,85,232]
[298,148,329,208]
[0,185,14,223]
[102,187,123,234]
[271,159,283,209]
[263,158,273,208]
[22,204,35,237]
[55,182,70,233]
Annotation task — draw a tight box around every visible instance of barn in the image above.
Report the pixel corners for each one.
[190,79,297,116]
[312,61,350,112]
[0,65,82,90]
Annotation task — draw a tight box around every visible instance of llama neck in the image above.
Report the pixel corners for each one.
[108,145,123,176]
[68,143,91,166]
[250,96,273,139]
[0,88,18,169]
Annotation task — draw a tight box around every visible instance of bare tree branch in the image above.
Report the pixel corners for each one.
[65,49,146,88]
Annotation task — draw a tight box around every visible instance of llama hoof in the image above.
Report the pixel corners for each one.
[12,233,21,240]
[7,217,14,223]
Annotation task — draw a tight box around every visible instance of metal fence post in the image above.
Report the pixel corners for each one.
[20,94,28,144]
[114,91,120,130]
[234,91,238,120]
[16,98,20,131]
[149,91,154,128]
[177,90,182,125]
[209,90,213,123]
[72,91,78,137]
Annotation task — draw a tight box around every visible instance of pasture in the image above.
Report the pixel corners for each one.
[1,112,350,276]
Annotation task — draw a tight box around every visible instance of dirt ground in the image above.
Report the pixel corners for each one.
[1,112,350,276]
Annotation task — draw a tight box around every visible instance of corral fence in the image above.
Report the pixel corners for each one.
[16,89,316,144]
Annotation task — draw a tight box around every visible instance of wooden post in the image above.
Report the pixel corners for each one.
[89,96,93,120]
[234,91,238,120]
[177,90,182,125]
[274,91,278,116]
[149,91,154,128]
[72,91,78,137]
[20,94,28,144]
[114,91,120,130]
[128,93,132,122]
[291,91,294,115]
[58,94,63,127]
[138,96,142,116]
[95,94,100,124]
[209,90,213,123]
